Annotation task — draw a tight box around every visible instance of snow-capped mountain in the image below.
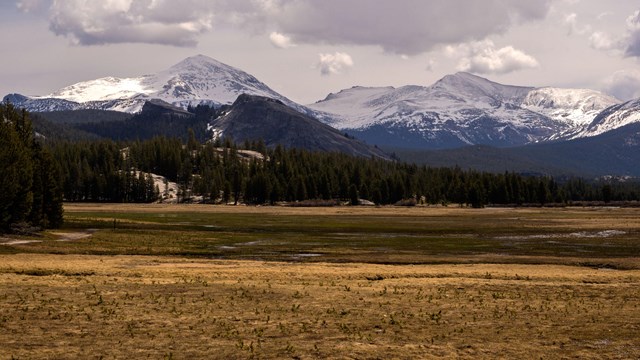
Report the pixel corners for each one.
[3,55,308,114]
[4,56,634,151]
[308,72,622,149]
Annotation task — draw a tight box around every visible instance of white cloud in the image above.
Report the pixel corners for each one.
[269,32,294,49]
[603,69,640,101]
[316,52,353,76]
[47,0,217,47]
[563,13,591,36]
[589,31,619,51]
[448,40,539,75]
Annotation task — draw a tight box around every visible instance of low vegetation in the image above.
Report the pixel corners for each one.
[1,204,639,358]
[0,254,638,359]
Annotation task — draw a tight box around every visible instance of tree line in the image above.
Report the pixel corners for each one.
[49,134,640,207]
[0,103,63,233]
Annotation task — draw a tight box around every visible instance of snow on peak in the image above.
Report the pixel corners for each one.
[578,97,640,137]
[44,76,153,102]
[522,87,621,127]
[168,54,233,73]
[433,72,533,103]
[309,73,538,130]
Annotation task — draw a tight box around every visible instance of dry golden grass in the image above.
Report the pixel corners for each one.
[1,254,639,359]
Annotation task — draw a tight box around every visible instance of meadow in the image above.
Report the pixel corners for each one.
[1,204,639,358]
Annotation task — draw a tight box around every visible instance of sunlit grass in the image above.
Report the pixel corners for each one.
[0,255,638,359]
[7,204,637,267]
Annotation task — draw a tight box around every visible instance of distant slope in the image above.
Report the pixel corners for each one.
[74,99,211,142]
[392,122,640,177]
[35,109,132,124]
[577,97,640,138]
[30,113,100,142]
[209,94,389,159]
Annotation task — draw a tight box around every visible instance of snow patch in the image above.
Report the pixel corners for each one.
[496,230,626,240]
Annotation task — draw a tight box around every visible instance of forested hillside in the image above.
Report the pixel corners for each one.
[50,136,639,207]
[0,103,63,233]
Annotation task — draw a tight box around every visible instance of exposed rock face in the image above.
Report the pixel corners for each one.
[209,94,389,159]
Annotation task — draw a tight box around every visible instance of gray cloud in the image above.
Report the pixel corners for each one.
[588,9,640,58]
[272,0,552,55]
[31,0,551,53]
[624,10,640,57]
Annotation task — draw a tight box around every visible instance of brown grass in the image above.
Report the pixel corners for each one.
[1,254,639,359]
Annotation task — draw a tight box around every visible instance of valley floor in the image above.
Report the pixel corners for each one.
[1,204,639,358]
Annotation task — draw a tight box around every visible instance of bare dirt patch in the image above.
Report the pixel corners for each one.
[49,230,95,242]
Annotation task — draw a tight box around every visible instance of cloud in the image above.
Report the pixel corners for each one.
[16,0,49,13]
[448,40,539,75]
[603,69,640,101]
[28,0,551,52]
[588,10,640,57]
[425,59,436,72]
[316,52,353,76]
[589,31,619,51]
[271,0,551,55]
[269,32,294,49]
[625,10,640,57]
[563,13,590,36]
[46,0,216,47]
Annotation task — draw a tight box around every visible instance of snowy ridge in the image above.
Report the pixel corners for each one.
[522,87,620,127]
[308,72,624,148]
[579,98,640,137]
[309,72,566,148]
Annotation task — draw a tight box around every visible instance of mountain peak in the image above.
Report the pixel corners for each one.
[436,72,501,89]
[432,71,533,104]
[166,54,234,74]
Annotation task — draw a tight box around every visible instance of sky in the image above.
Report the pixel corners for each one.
[1,0,639,105]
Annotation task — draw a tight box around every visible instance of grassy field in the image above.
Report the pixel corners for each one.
[1,204,639,358]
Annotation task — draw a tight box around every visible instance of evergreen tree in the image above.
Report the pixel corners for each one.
[0,103,63,231]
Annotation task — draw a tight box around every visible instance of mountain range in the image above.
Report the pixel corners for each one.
[308,73,625,149]
[4,54,640,174]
